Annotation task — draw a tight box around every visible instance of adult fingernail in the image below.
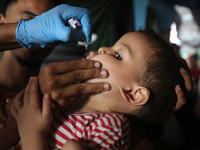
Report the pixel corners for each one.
[177,85,182,91]
[94,62,101,68]
[103,83,110,89]
[100,70,107,76]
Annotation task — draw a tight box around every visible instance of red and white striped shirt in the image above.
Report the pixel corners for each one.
[48,110,131,150]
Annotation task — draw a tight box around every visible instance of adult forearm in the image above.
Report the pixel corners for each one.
[0,23,21,51]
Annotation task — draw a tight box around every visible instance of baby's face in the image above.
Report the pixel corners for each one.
[86,32,149,112]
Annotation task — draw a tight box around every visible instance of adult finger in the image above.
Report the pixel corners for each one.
[54,69,108,86]
[180,68,192,93]
[175,84,186,111]
[159,84,186,124]
[80,10,92,43]
[41,60,102,75]
[178,56,190,72]
[51,82,111,102]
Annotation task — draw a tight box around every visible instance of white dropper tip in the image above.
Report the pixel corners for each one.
[83,41,88,50]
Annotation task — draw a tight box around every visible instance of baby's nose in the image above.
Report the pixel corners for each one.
[98,47,107,54]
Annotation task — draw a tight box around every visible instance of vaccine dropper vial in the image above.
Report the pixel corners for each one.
[68,18,88,50]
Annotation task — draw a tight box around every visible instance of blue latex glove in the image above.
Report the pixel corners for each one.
[16,4,92,48]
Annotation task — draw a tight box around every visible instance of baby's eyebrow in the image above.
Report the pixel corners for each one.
[20,11,37,17]
[121,43,131,55]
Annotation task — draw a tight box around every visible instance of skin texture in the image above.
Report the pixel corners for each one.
[0,1,55,149]
[38,60,110,108]
[0,0,192,149]
[0,23,20,51]
[0,0,110,149]
[11,78,84,150]
[0,0,55,93]
[67,32,154,114]
[11,77,52,150]
[67,32,192,115]
[11,32,151,150]
[10,32,193,150]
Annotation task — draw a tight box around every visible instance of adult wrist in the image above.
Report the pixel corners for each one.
[16,20,30,48]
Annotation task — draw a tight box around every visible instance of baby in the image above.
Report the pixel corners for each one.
[11,30,186,150]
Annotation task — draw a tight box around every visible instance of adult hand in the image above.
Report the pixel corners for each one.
[16,4,92,48]
[159,67,192,123]
[131,59,193,149]
[38,60,110,107]
[175,68,192,110]
[174,55,192,111]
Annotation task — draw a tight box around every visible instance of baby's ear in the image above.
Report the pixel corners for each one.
[121,85,150,106]
[0,14,7,24]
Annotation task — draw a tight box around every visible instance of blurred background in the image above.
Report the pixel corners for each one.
[1,0,200,149]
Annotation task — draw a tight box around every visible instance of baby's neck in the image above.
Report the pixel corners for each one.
[66,96,112,113]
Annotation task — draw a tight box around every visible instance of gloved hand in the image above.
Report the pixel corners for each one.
[16,4,92,48]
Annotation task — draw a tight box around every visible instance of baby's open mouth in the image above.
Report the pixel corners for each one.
[86,51,96,59]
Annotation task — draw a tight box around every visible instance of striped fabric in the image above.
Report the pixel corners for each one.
[48,110,131,150]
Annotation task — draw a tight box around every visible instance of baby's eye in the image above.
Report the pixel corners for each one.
[115,52,122,60]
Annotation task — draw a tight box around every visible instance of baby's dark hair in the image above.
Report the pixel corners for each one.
[3,0,64,14]
[133,29,186,123]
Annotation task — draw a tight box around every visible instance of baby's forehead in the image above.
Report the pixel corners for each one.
[120,32,152,63]
[120,32,149,46]
[119,32,151,52]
